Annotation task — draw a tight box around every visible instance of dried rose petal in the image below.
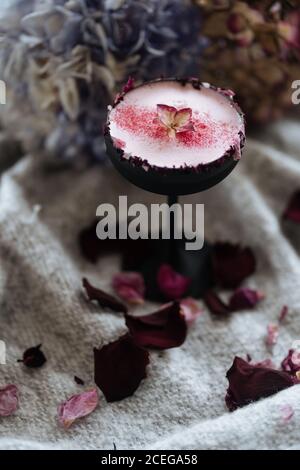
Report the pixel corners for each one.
[125,301,187,350]
[280,404,294,424]
[225,357,295,411]
[74,376,85,386]
[157,264,191,300]
[83,278,127,314]
[17,344,46,368]
[180,298,203,325]
[58,388,98,429]
[229,288,264,311]
[212,243,256,289]
[94,333,149,402]
[283,191,300,223]
[203,290,230,315]
[279,305,289,323]
[157,104,194,138]
[266,323,279,347]
[112,272,145,305]
[282,349,300,374]
[253,359,275,369]
[0,385,19,417]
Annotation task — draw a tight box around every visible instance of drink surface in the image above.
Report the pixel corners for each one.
[108,80,244,169]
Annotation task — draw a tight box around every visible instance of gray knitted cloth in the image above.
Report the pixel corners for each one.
[0,119,300,450]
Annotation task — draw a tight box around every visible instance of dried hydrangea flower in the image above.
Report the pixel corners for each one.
[58,388,99,429]
[156,105,194,138]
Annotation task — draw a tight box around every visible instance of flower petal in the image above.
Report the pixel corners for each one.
[112,272,145,305]
[83,278,127,314]
[157,264,191,300]
[18,344,46,368]
[157,104,177,127]
[58,388,98,429]
[266,323,279,347]
[283,190,300,223]
[94,333,149,402]
[280,404,294,424]
[225,357,295,411]
[279,305,289,323]
[180,298,203,325]
[203,290,230,315]
[229,288,264,311]
[212,242,256,289]
[0,385,19,417]
[282,349,300,374]
[125,301,187,350]
[174,107,193,128]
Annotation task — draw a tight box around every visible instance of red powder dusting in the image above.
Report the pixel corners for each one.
[113,104,236,149]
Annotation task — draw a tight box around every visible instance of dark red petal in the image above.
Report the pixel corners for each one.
[157,264,191,300]
[212,242,256,289]
[281,349,300,374]
[94,333,149,402]
[225,356,295,411]
[229,288,264,311]
[125,301,187,350]
[83,278,127,314]
[203,290,230,315]
[18,344,46,368]
[74,376,85,386]
[283,191,300,223]
[279,305,289,323]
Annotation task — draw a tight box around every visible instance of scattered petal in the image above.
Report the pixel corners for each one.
[112,272,145,305]
[280,404,294,424]
[212,243,256,289]
[253,359,275,369]
[17,344,46,368]
[266,323,279,347]
[282,349,300,374]
[58,388,98,429]
[279,305,289,323]
[122,77,135,94]
[180,298,203,325]
[203,290,230,315]
[74,376,85,386]
[225,357,296,411]
[83,278,127,314]
[157,264,191,300]
[229,288,264,311]
[283,191,300,223]
[125,301,187,350]
[0,385,19,417]
[94,333,149,402]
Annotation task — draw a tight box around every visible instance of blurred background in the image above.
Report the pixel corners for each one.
[0,0,299,170]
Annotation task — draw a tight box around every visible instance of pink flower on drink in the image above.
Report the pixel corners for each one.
[156,104,194,138]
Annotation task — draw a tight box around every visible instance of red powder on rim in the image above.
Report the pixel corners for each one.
[113,104,236,149]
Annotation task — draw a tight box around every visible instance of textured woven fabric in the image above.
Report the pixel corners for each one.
[0,119,300,450]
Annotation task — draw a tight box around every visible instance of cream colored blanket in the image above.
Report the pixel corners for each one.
[0,119,300,450]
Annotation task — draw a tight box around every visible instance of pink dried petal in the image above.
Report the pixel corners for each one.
[279,305,289,323]
[157,264,191,300]
[283,191,300,223]
[112,272,145,305]
[180,298,203,325]
[173,108,193,128]
[229,288,264,311]
[225,357,295,411]
[0,385,19,417]
[280,404,294,424]
[203,290,230,315]
[125,301,187,350]
[58,388,98,429]
[157,105,194,136]
[157,104,177,127]
[266,323,279,347]
[282,349,300,374]
[212,242,256,289]
[122,77,135,93]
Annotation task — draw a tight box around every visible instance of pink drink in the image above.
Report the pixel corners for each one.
[108,80,245,170]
